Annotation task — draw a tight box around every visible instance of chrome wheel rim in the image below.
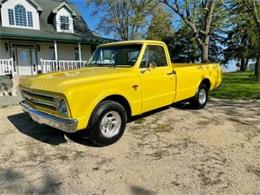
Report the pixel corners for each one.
[100,111,121,138]
[198,88,207,105]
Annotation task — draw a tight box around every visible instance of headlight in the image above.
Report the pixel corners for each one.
[55,98,68,116]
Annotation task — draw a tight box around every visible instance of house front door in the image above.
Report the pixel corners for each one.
[17,48,32,75]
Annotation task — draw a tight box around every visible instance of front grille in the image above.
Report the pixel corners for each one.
[21,89,57,111]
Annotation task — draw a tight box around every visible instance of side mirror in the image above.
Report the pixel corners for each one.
[149,62,156,69]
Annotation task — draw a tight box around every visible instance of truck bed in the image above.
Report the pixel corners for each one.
[172,63,222,102]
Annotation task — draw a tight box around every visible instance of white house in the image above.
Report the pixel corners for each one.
[0,0,111,76]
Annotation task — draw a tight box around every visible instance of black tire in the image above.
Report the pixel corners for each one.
[190,83,208,109]
[87,100,127,146]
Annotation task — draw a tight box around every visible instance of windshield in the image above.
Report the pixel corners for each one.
[87,44,142,67]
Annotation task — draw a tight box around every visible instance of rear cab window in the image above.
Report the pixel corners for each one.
[140,45,168,68]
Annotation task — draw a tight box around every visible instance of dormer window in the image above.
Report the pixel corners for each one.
[1,0,41,30]
[52,2,76,33]
[60,16,69,30]
[7,4,34,28]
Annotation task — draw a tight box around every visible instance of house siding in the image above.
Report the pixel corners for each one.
[0,40,92,62]
[38,42,91,61]
[56,43,91,61]
[0,40,10,59]
[82,45,92,61]
[38,42,51,61]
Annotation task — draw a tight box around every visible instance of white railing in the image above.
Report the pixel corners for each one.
[0,58,15,76]
[40,59,87,74]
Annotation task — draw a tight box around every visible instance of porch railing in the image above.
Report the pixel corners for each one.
[0,58,15,76]
[40,59,87,74]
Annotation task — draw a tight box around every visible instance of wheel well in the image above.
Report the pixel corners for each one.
[103,95,132,119]
[201,79,211,90]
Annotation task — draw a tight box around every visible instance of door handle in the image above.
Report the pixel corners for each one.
[166,70,176,75]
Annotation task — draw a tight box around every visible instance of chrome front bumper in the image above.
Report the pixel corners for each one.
[20,101,78,133]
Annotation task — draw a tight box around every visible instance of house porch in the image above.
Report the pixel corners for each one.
[0,39,94,76]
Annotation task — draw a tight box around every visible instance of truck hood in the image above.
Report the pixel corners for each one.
[20,67,129,93]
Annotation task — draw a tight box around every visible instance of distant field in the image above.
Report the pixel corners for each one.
[210,71,260,100]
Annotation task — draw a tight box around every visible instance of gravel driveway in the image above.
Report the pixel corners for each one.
[0,99,259,194]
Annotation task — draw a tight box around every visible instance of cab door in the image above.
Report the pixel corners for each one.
[140,45,175,113]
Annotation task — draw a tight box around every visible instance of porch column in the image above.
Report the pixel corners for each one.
[78,42,82,65]
[54,41,58,71]
[54,41,58,61]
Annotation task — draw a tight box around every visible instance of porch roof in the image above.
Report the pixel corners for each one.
[0,27,112,45]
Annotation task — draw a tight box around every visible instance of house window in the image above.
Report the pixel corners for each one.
[27,11,33,27]
[8,9,15,25]
[8,5,34,28]
[60,16,69,30]
[15,5,27,26]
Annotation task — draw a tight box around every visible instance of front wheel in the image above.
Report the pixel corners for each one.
[190,83,208,109]
[87,100,127,146]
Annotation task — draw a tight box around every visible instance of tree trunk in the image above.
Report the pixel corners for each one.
[255,56,260,80]
[201,41,209,63]
[240,58,247,71]
[202,45,209,63]
[200,34,210,63]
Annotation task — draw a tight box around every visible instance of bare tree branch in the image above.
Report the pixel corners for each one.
[160,0,220,62]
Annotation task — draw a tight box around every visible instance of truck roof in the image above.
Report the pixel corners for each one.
[99,40,165,47]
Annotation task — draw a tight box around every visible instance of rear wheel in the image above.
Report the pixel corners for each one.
[190,83,208,109]
[87,100,127,146]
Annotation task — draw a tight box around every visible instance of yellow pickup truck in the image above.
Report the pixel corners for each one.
[19,40,222,146]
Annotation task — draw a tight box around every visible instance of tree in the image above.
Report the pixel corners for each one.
[236,0,260,79]
[159,0,226,63]
[223,15,257,71]
[146,6,174,40]
[86,0,157,40]
[164,25,200,62]
[164,22,224,63]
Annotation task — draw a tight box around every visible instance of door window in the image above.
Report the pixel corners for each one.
[19,50,30,64]
[140,45,167,68]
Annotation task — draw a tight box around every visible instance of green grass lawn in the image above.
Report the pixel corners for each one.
[210,71,260,100]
